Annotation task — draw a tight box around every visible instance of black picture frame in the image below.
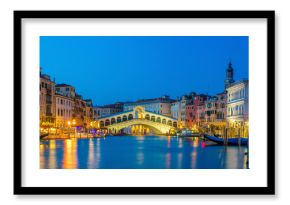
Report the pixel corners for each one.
[14,10,275,195]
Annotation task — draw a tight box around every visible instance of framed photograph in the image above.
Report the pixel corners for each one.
[14,11,275,195]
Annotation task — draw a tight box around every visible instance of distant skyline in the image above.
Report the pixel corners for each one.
[40,36,248,105]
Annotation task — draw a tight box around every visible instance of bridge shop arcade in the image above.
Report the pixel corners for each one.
[92,106,178,135]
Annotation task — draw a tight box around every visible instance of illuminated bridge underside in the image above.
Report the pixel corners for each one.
[106,119,176,134]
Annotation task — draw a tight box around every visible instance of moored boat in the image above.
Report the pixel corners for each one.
[204,134,248,146]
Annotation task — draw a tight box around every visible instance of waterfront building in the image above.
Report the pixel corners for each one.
[55,93,75,128]
[171,101,181,124]
[194,95,208,129]
[95,102,124,118]
[179,95,188,127]
[100,106,119,117]
[185,104,195,129]
[226,80,249,137]
[204,96,218,124]
[123,95,173,117]
[84,99,94,128]
[55,84,76,98]
[40,71,56,127]
[73,94,86,127]
[93,106,102,120]
[112,102,124,112]
[171,93,196,128]
[55,83,86,127]
[216,92,227,124]
[183,93,198,129]
[204,95,227,134]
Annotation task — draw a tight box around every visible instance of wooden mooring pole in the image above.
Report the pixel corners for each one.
[225,128,228,146]
[238,128,241,146]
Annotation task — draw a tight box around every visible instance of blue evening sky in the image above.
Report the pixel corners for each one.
[40,36,248,106]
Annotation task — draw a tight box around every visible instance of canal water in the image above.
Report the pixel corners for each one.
[40,136,248,169]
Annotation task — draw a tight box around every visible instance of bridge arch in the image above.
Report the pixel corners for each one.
[156,117,161,123]
[162,119,166,124]
[105,119,110,126]
[145,114,150,120]
[173,121,177,127]
[126,124,163,135]
[111,118,116,124]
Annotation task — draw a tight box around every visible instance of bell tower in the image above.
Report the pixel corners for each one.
[224,61,235,89]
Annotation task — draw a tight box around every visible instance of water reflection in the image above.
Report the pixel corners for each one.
[193,137,199,148]
[63,139,77,169]
[39,143,45,168]
[48,140,56,169]
[87,138,94,169]
[40,136,248,169]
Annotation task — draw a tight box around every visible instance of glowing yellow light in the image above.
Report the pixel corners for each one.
[72,119,76,125]
[193,138,199,148]
[49,140,56,149]
[67,121,71,126]
[39,144,44,152]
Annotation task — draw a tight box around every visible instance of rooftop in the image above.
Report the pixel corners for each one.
[124,96,174,105]
[226,79,249,89]
[56,83,73,87]
[40,74,54,82]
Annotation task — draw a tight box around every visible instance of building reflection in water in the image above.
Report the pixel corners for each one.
[39,143,45,168]
[191,138,198,168]
[225,147,238,169]
[165,136,171,168]
[40,136,248,169]
[230,146,247,169]
[136,151,144,166]
[63,138,77,169]
[87,138,95,169]
[192,137,199,148]
[136,136,145,166]
[48,140,56,169]
[167,136,171,148]
[177,152,183,168]
[95,138,101,168]
[178,137,183,148]
[165,152,171,168]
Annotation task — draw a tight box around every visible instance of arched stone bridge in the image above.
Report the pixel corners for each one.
[93,106,178,134]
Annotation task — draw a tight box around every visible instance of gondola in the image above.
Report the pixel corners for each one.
[203,134,248,146]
